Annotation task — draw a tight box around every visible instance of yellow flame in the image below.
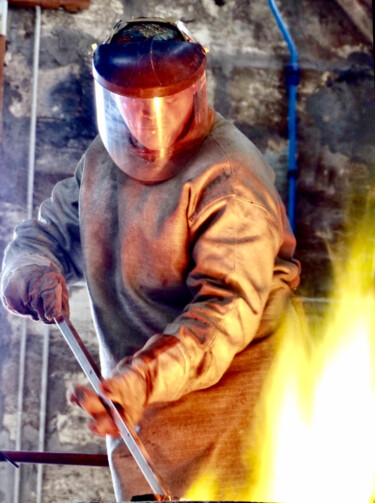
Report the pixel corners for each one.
[186,193,375,502]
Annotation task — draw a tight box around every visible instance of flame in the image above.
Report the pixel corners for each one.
[186,193,375,502]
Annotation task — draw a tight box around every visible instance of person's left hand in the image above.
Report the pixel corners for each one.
[69,367,147,436]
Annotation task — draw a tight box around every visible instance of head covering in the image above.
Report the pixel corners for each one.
[92,17,214,181]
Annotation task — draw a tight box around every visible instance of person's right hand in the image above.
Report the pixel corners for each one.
[1,263,69,324]
[69,365,148,437]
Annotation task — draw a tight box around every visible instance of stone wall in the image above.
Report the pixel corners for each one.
[0,0,373,501]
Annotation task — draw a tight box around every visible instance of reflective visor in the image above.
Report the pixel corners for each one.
[113,88,196,151]
[94,74,213,181]
[92,18,214,180]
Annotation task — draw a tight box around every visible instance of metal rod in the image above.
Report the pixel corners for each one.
[36,324,50,503]
[31,8,42,502]
[13,8,41,503]
[1,451,109,466]
[0,0,7,140]
[13,320,27,503]
[26,4,41,219]
[54,317,171,497]
[0,0,8,35]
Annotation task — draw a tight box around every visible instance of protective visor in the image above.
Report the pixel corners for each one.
[94,73,211,179]
[92,18,213,180]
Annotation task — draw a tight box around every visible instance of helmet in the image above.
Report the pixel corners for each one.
[92,18,214,181]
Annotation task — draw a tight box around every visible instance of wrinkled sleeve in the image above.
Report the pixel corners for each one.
[118,193,286,406]
[2,156,84,285]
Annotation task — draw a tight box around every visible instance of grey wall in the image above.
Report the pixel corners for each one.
[0,0,373,501]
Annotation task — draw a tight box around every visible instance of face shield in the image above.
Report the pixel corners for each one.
[113,86,195,152]
[92,18,214,181]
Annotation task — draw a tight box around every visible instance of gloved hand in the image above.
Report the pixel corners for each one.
[1,263,69,324]
[69,366,148,436]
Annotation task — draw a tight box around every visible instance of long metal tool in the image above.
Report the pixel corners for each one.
[54,316,171,498]
[0,0,8,142]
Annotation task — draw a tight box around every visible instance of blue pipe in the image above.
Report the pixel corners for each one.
[268,0,300,232]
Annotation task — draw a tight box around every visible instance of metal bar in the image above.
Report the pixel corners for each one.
[0,34,5,141]
[13,9,41,503]
[0,0,8,35]
[13,320,27,503]
[26,4,41,219]
[0,0,8,140]
[1,451,109,466]
[36,324,50,503]
[54,317,171,498]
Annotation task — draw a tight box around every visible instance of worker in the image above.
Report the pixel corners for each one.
[1,17,300,500]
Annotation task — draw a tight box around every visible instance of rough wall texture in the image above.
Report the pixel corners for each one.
[0,0,373,501]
